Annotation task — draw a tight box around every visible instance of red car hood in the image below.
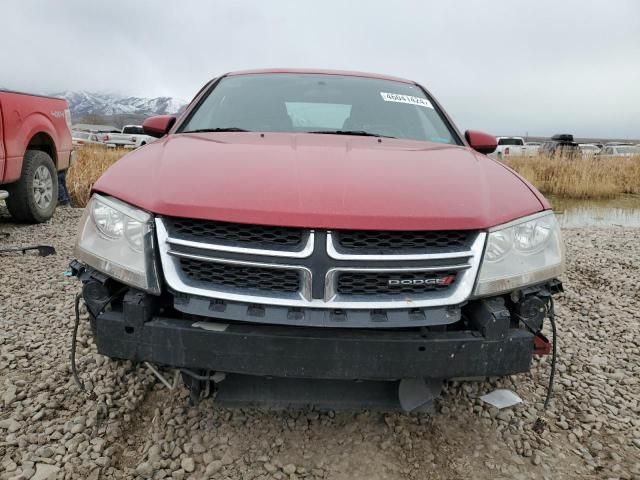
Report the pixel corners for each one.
[93,133,546,230]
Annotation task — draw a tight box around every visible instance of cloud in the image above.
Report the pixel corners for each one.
[2,0,639,138]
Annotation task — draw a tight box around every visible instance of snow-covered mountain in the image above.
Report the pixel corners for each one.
[50,90,187,118]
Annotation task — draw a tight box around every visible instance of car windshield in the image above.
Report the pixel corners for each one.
[498,138,523,146]
[123,126,144,134]
[179,73,459,144]
[73,131,90,139]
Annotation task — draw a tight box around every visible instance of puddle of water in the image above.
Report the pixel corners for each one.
[549,194,640,228]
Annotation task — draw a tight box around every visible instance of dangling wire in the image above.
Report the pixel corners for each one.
[71,293,85,392]
[542,296,557,411]
[533,296,558,433]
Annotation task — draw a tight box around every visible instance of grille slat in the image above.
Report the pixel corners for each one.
[336,230,474,253]
[169,218,304,249]
[180,258,300,293]
[337,271,458,295]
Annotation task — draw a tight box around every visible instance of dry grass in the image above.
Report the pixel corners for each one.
[67,146,128,207]
[502,154,640,199]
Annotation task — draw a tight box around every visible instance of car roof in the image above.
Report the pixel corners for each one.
[225,68,416,85]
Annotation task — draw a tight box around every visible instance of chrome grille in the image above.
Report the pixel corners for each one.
[156,217,486,311]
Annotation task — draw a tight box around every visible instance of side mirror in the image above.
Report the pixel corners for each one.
[465,130,497,154]
[143,115,176,138]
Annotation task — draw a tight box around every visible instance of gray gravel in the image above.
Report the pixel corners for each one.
[1,206,639,480]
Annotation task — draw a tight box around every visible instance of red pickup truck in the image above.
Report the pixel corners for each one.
[72,69,564,409]
[0,90,73,222]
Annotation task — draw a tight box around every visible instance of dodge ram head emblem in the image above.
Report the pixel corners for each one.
[387,275,455,287]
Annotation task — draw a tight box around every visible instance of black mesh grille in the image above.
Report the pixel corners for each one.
[180,258,300,293]
[337,271,457,295]
[336,230,474,253]
[168,218,304,249]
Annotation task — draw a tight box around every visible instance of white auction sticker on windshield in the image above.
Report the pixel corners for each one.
[380,92,433,109]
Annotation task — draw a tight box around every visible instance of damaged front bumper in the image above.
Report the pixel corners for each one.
[74,260,558,383]
[91,307,535,381]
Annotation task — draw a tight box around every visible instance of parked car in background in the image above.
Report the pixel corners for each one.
[525,141,541,155]
[104,125,155,149]
[72,130,104,147]
[540,134,580,157]
[71,68,564,409]
[0,90,73,222]
[73,124,120,143]
[598,144,640,158]
[491,136,536,159]
[578,143,601,157]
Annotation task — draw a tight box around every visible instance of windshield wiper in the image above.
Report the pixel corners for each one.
[181,127,251,133]
[307,130,395,138]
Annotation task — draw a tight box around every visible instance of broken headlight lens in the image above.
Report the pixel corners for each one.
[474,211,564,296]
[75,194,160,294]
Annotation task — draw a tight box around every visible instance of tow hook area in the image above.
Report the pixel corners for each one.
[180,369,226,405]
[143,363,227,405]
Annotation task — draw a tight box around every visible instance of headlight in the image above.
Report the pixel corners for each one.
[75,194,160,294]
[474,211,564,297]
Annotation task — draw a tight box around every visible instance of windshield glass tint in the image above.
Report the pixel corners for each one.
[180,74,458,144]
[498,138,523,146]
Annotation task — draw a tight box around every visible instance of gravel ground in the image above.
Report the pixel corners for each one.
[1,206,639,480]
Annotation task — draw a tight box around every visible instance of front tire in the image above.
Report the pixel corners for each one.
[5,150,58,223]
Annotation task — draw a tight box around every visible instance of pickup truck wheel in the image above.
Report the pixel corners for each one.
[5,150,58,223]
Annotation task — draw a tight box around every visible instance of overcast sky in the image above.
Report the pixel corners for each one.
[2,0,639,138]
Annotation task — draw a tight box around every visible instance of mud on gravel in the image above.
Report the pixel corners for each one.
[1,206,639,480]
